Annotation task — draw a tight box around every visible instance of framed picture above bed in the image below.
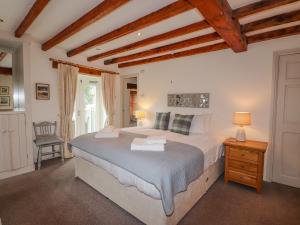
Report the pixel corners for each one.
[36,83,50,100]
[168,93,209,108]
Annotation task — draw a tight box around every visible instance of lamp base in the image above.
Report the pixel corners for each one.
[236,127,246,142]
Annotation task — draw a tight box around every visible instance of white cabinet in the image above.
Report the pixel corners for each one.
[0,112,32,179]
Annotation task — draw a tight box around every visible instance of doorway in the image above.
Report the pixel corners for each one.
[122,75,138,128]
[272,50,300,188]
[74,74,105,136]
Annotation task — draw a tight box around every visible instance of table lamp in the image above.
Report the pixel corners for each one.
[233,112,251,141]
[135,110,146,127]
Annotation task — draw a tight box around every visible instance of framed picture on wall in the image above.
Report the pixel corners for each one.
[36,83,50,100]
[0,96,10,106]
[0,86,9,95]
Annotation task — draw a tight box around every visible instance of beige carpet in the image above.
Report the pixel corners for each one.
[0,158,300,225]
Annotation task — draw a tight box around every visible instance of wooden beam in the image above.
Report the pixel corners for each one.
[87,21,209,61]
[15,0,50,37]
[0,67,12,75]
[118,42,229,68]
[42,0,129,51]
[247,24,300,44]
[118,25,300,68]
[0,52,7,62]
[188,0,247,52]
[233,0,300,19]
[104,32,220,65]
[242,9,300,33]
[67,0,194,57]
[50,58,118,76]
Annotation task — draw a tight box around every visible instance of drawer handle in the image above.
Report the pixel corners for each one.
[241,165,245,169]
[241,153,245,157]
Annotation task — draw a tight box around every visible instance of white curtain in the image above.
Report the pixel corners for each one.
[101,73,115,126]
[58,64,79,158]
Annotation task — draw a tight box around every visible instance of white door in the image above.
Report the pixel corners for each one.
[75,75,105,136]
[273,53,300,188]
[0,115,11,172]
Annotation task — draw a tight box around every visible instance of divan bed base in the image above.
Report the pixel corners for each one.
[74,157,224,225]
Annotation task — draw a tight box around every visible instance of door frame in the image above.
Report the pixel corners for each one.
[120,73,140,128]
[268,47,300,182]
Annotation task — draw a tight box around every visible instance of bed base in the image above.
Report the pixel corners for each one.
[75,157,224,225]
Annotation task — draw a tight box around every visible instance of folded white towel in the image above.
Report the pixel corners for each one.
[131,138,165,151]
[95,128,119,138]
[146,135,167,144]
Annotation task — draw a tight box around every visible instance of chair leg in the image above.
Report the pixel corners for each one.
[52,145,55,158]
[60,144,64,162]
[38,147,42,170]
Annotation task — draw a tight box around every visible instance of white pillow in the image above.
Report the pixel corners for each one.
[189,114,211,134]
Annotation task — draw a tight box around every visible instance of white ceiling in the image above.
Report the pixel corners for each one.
[0,0,300,64]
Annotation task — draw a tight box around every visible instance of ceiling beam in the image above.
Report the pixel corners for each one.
[242,9,300,33]
[118,42,229,68]
[67,0,194,57]
[87,21,209,61]
[188,0,247,52]
[104,32,220,65]
[42,0,129,51]
[15,0,50,38]
[247,24,300,44]
[118,25,300,68]
[233,0,300,19]
[0,52,7,62]
[0,67,12,75]
[87,0,297,61]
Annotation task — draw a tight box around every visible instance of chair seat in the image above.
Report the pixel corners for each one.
[34,136,64,146]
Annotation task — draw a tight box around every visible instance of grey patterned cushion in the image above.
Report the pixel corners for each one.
[154,112,171,130]
[170,114,194,135]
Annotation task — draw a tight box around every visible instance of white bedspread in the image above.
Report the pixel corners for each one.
[73,127,223,200]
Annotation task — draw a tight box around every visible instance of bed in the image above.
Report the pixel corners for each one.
[71,127,224,225]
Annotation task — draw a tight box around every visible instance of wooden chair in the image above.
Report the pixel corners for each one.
[33,121,64,170]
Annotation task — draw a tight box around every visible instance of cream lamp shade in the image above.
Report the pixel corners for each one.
[135,110,146,120]
[233,112,251,142]
[233,112,251,126]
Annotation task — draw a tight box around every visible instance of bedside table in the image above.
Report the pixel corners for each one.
[224,138,268,192]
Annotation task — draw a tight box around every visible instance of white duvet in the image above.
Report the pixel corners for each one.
[73,127,223,200]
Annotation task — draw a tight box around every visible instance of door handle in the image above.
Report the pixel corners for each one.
[1,129,7,133]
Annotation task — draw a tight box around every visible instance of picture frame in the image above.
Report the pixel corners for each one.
[0,86,9,95]
[36,83,50,100]
[168,93,210,108]
[0,96,10,106]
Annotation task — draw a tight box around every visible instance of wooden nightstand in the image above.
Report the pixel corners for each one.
[224,138,268,192]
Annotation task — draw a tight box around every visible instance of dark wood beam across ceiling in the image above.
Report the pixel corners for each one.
[15,0,50,37]
[87,21,210,61]
[233,0,300,19]
[118,25,300,68]
[188,0,247,52]
[242,9,300,33]
[67,0,194,57]
[42,0,129,51]
[104,8,300,65]
[87,0,299,61]
[104,33,221,65]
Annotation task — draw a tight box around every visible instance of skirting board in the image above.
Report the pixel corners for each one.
[75,157,224,225]
[0,164,35,180]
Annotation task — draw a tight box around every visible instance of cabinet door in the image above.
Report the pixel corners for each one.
[0,115,11,172]
[8,114,21,170]
[18,114,27,168]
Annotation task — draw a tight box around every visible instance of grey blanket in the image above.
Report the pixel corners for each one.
[69,131,204,216]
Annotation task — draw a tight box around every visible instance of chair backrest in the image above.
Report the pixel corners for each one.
[33,121,57,138]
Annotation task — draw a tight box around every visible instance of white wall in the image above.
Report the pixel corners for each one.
[120,34,300,180]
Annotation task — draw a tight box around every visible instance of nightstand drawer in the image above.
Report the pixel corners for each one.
[228,160,258,176]
[228,170,257,187]
[229,148,258,163]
